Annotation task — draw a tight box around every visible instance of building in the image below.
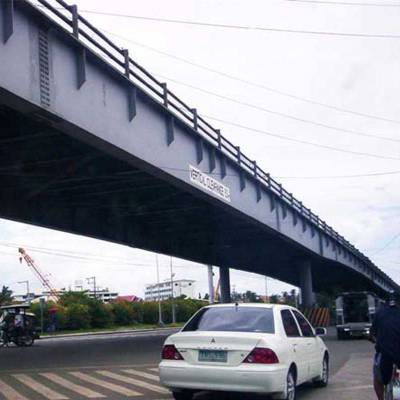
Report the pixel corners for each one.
[36,288,119,303]
[115,295,141,303]
[145,279,196,301]
[87,289,119,303]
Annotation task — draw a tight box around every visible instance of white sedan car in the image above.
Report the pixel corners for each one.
[159,303,329,400]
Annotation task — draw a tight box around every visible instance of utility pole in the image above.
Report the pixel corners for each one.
[86,276,96,299]
[264,276,269,303]
[156,254,164,326]
[39,297,45,335]
[18,280,30,303]
[170,256,176,324]
[207,265,215,304]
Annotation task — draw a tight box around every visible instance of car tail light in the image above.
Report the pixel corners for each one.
[162,345,184,360]
[243,348,279,364]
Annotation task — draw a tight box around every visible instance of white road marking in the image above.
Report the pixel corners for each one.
[149,368,159,373]
[122,369,160,382]
[40,373,105,398]
[0,363,158,375]
[70,372,141,397]
[96,371,169,394]
[0,379,30,400]
[12,374,68,400]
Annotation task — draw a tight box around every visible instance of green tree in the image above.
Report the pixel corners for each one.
[59,291,90,307]
[88,300,113,328]
[0,286,13,306]
[269,294,279,304]
[244,291,261,303]
[140,301,159,324]
[64,303,91,330]
[111,301,136,326]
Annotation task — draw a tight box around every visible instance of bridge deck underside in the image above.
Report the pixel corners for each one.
[0,105,371,293]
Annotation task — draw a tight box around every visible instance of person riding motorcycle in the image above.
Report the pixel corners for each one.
[370,291,400,400]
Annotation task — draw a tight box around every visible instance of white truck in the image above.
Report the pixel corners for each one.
[336,291,382,340]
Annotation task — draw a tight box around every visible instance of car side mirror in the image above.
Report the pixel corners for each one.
[315,327,327,336]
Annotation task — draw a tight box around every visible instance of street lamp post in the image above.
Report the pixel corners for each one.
[86,276,96,299]
[18,280,30,303]
[207,265,214,304]
[264,276,269,303]
[156,254,164,326]
[170,257,176,324]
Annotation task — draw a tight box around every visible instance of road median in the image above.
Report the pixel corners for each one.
[40,326,180,339]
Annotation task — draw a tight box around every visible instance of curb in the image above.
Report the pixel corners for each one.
[39,327,179,340]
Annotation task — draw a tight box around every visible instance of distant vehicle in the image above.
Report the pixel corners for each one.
[159,303,329,400]
[0,304,38,347]
[336,291,382,340]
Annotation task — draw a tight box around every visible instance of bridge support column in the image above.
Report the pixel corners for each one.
[299,260,315,308]
[220,267,231,303]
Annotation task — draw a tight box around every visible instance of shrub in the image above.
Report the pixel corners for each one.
[140,301,159,324]
[64,304,91,330]
[88,300,114,328]
[111,301,135,326]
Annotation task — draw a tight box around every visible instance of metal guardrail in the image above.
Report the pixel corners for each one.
[23,0,393,287]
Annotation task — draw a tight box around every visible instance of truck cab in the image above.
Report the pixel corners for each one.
[336,291,382,340]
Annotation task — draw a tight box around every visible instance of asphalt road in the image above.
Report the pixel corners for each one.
[0,329,375,400]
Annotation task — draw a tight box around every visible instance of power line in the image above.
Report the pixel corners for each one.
[286,0,400,7]
[106,29,400,126]
[371,233,400,255]
[32,6,400,159]
[204,115,400,161]
[0,242,271,283]
[78,9,400,39]
[0,242,152,266]
[277,170,400,179]
[155,72,400,144]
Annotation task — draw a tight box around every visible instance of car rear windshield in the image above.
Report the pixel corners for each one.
[183,306,275,333]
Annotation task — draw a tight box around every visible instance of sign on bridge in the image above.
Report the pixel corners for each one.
[189,165,231,203]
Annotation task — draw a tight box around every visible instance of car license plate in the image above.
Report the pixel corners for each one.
[198,350,227,363]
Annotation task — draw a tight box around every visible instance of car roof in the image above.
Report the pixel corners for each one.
[203,303,296,311]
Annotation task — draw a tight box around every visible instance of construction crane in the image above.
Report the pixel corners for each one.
[18,248,60,302]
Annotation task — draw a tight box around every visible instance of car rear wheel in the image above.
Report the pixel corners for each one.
[172,390,194,400]
[313,355,329,387]
[285,369,296,400]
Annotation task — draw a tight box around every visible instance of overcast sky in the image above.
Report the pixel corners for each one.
[1,0,400,298]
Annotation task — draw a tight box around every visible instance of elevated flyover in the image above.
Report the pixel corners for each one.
[0,0,398,304]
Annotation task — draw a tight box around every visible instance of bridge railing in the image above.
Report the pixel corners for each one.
[28,0,389,283]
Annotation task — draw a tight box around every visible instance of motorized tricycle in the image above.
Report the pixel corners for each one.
[0,304,37,347]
